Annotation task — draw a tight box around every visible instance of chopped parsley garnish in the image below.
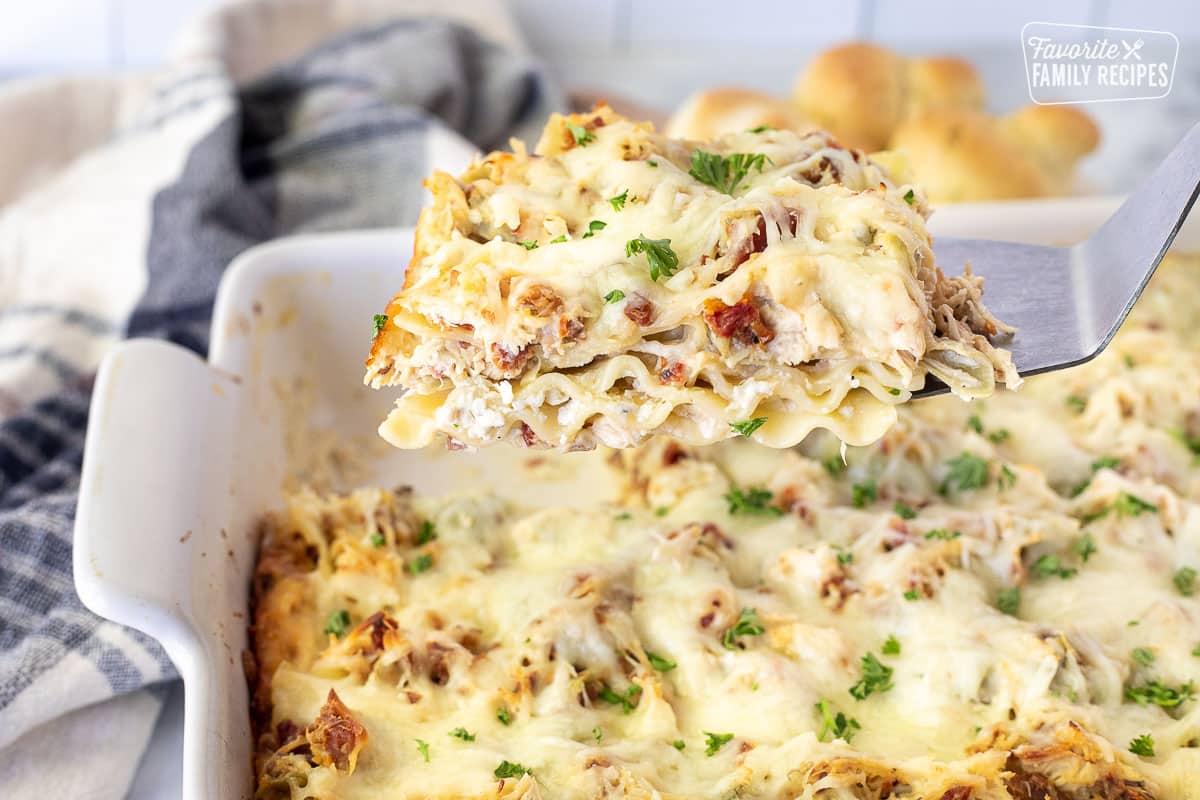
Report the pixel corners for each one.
[648,160,659,167]
[567,123,595,145]
[371,313,388,337]
[1124,354,1136,368]
[1066,394,1088,412]
[888,387,901,395]
[988,429,1011,443]
[1125,679,1195,708]
[603,289,626,304]
[625,235,679,281]
[1033,553,1077,579]
[996,586,1021,615]
[748,124,772,133]
[549,234,568,244]
[598,683,643,714]
[1129,734,1155,758]
[998,464,1017,490]
[1114,492,1158,516]
[1192,643,1200,657]
[1092,455,1121,471]
[924,528,961,541]
[1174,566,1197,596]
[672,739,686,750]
[415,738,430,762]
[940,452,989,493]
[496,706,512,726]
[730,417,768,437]
[614,511,632,521]
[703,731,734,756]
[882,635,901,656]
[836,550,853,565]
[609,190,628,211]
[815,699,860,742]
[323,610,351,638]
[408,553,433,574]
[655,506,669,517]
[688,150,769,194]
[849,653,894,700]
[1074,533,1097,563]
[369,532,385,547]
[903,588,920,601]
[723,607,766,649]
[967,415,984,434]
[592,726,603,743]
[581,220,607,238]
[893,501,917,520]
[646,651,677,672]
[724,486,783,517]
[903,189,916,205]
[823,454,846,477]
[416,520,437,544]
[494,760,531,778]
[851,479,877,508]
[1132,647,1156,667]
[520,240,538,250]
[449,727,475,742]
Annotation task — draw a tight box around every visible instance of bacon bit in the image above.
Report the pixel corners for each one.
[699,611,716,628]
[276,719,302,746]
[798,156,842,185]
[519,285,563,318]
[519,422,539,448]
[724,214,767,271]
[405,690,422,703]
[623,293,655,326]
[557,315,585,341]
[662,441,688,466]
[820,571,856,612]
[658,361,687,385]
[703,297,774,346]
[306,690,368,774]
[489,342,531,373]
[356,611,399,651]
[938,789,973,800]
[699,522,734,550]
[737,740,754,754]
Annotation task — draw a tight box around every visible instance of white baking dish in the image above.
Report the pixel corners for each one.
[73,195,1197,799]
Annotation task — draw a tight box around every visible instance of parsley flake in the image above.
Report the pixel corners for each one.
[836,550,853,565]
[1125,679,1195,708]
[494,760,531,778]
[1129,734,1155,758]
[724,486,783,517]
[520,240,538,250]
[609,190,628,211]
[598,684,643,714]
[882,635,901,656]
[903,189,916,205]
[567,123,595,145]
[940,452,989,494]
[815,699,860,742]
[449,727,475,742]
[703,731,734,756]
[369,532,386,547]
[852,479,877,508]
[592,726,603,743]
[849,653,894,700]
[730,417,768,437]
[1175,566,1197,596]
[496,706,512,726]
[672,739,686,750]
[924,528,962,541]
[646,651,677,672]
[415,738,430,762]
[1132,647,1156,667]
[603,289,625,303]
[581,220,607,239]
[416,520,437,544]
[988,429,1011,443]
[549,234,568,244]
[688,150,769,194]
[823,454,846,477]
[371,313,388,337]
[1074,533,1097,563]
[723,608,766,649]
[967,415,984,434]
[893,501,917,520]
[323,610,351,638]
[996,586,1021,615]
[903,588,920,601]
[1066,394,1088,412]
[748,124,772,133]
[1033,553,1077,580]
[408,553,433,574]
[625,235,679,281]
[1114,492,1158,516]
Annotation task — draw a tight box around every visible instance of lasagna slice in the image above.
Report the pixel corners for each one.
[366,106,1018,450]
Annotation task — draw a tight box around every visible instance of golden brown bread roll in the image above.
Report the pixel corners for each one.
[890,105,1100,202]
[792,42,984,151]
[665,87,813,140]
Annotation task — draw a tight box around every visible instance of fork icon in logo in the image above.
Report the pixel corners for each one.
[1122,38,1145,60]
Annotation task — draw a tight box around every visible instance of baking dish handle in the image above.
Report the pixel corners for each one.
[74,338,238,667]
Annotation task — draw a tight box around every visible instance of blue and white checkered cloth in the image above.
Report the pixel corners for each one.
[0,2,563,794]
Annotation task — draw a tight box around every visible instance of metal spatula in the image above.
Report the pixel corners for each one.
[917,122,1200,398]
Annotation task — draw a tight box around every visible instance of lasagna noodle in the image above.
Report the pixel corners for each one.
[366,106,1018,450]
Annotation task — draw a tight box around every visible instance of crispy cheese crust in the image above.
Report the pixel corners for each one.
[253,255,1200,799]
[366,106,1017,451]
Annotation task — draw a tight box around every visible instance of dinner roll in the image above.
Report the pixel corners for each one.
[666,87,813,140]
[792,42,983,151]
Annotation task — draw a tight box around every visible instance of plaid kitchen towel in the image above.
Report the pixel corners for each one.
[0,0,564,795]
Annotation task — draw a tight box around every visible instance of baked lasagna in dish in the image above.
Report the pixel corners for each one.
[253,256,1200,800]
[365,106,1018,451]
